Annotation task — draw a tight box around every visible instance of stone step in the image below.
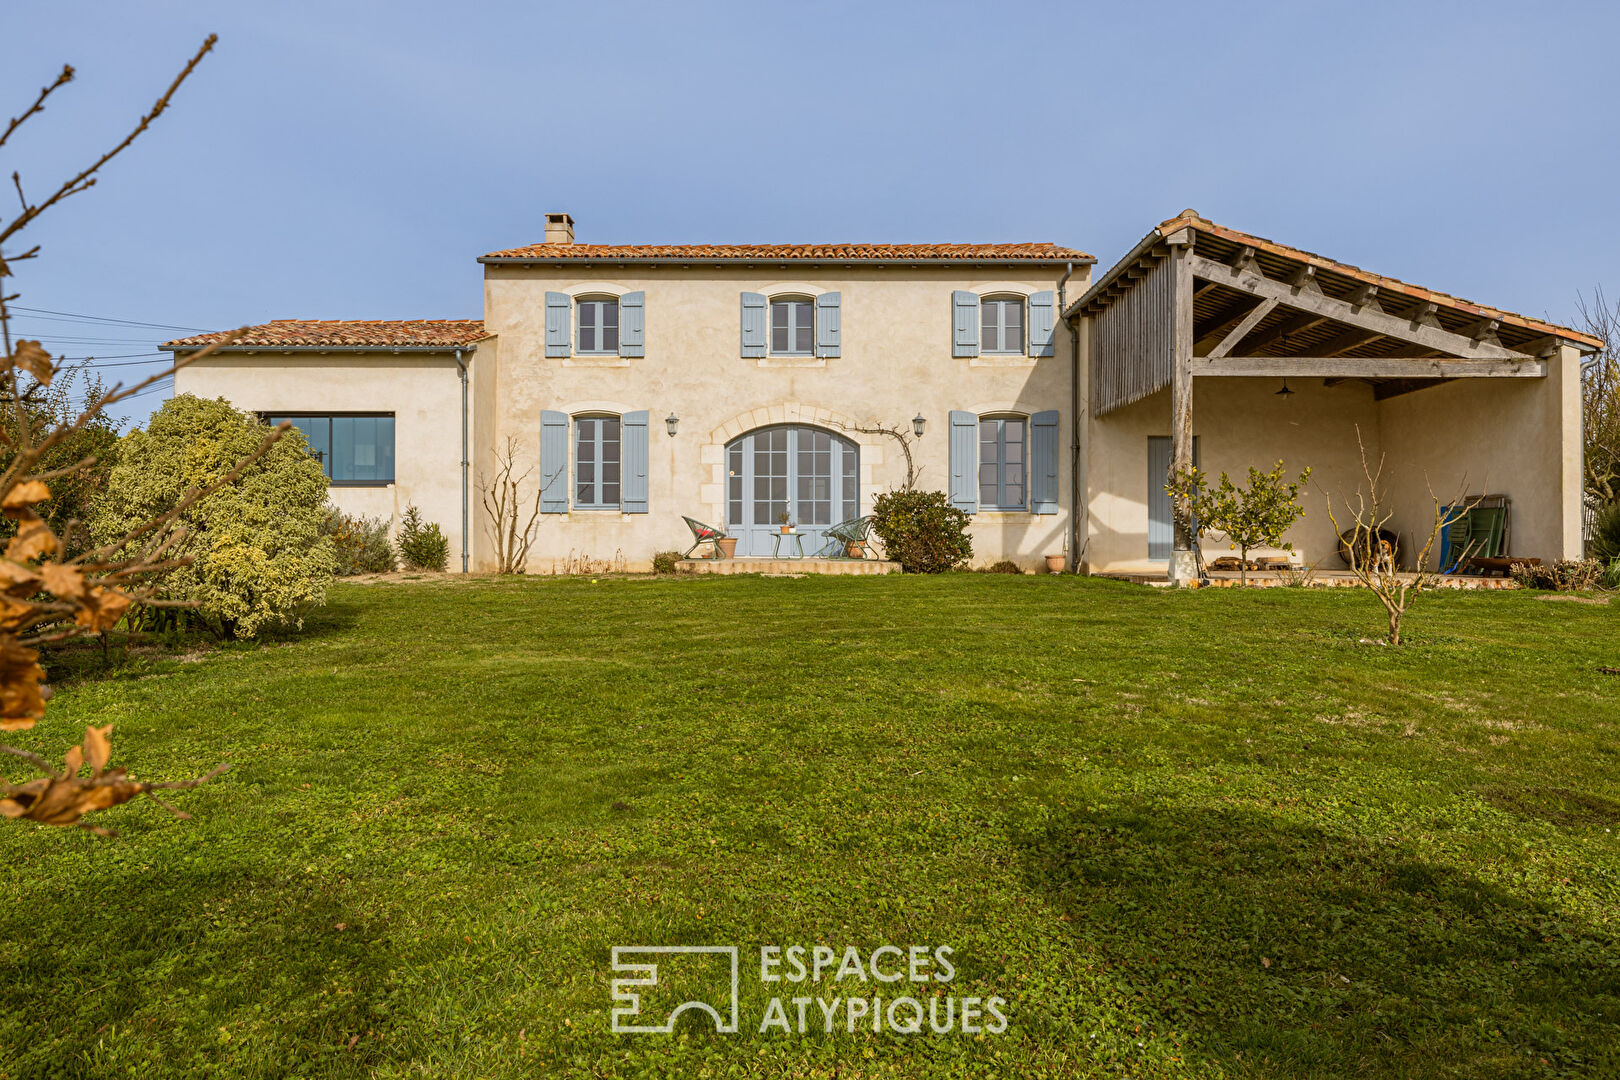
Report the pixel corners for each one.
[676,557,900,576]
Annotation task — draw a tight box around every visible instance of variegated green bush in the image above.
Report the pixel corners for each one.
[92,394,335,637]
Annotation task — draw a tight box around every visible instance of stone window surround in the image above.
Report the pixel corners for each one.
[699,403,885,529]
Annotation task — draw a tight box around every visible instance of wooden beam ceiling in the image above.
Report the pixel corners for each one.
[1188,254,1528,360]
[1239,312,1329,354]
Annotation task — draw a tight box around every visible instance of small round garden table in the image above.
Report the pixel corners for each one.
[772,531,806,559]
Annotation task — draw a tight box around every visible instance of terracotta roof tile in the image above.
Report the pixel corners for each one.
[1154,210,1601,349]
[480,241,1093,263]
[162,319,487,351]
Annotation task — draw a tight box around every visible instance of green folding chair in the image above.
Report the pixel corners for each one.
[681,515,729,559]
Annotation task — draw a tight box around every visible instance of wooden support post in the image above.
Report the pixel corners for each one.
[1169,237,1197,585]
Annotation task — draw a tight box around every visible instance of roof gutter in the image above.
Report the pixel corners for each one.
[477,256,1097,268]
[161,343,487,355]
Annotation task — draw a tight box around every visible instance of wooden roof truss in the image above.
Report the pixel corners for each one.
[1080,226,1561,416]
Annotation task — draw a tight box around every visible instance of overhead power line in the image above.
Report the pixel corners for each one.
[4,305,205,333]
[55,352,167,363]
[117,378,174,403]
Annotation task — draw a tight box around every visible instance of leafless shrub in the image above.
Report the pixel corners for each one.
[1272,561,1319,588]
[1577,288,1620,506]
[1323,427,1476,645]
[551,548,626,576]
[479,436,545,574]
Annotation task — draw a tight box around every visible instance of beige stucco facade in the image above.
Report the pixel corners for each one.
[476,265,1085,572]
[174,350,475,567]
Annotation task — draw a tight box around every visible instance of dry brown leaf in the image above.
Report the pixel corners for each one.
[0,560,40,594]
[40,561,87,602]
[0,724,227,832]
[75,586,131,632]
[0,772,146,828]
[1,481,51,517]
[9,341,54,386]
[0,595,35,634]
[5,515,57,561]
[84,724,112,776]
[0,635,45,731]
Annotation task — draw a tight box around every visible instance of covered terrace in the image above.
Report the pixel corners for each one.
[1068,210,1600,583]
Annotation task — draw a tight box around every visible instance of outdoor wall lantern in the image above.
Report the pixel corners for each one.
[665,413,680,437]
[912,413,927,437]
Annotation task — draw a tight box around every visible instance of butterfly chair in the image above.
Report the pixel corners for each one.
[682,515,729,559]
[813,515,876,559]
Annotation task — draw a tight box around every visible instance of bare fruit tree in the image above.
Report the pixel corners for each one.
[480,436,546,574]
[1324,427,1475,646]
[0,36,282,834]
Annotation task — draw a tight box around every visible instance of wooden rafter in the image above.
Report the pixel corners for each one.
[1206,298,1277,359]
[1314,326,1383,357]
[1240,312,1328,353]
[1192,356,1545,378]
[1188,254,1527,360]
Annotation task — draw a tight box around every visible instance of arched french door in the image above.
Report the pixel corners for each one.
[726,425,859,556]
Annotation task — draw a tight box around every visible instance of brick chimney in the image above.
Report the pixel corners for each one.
[544,212,575,245]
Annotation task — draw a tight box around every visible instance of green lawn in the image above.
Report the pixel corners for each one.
[1,575,1617,1078]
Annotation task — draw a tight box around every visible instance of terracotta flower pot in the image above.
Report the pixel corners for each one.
[780,526,793,534]
[717,537,738,559]
[1045,554,1066,574]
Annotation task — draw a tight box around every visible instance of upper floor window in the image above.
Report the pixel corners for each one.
[574,414,621,509]
[265,414,396,486]
[546,291,642,358]
[577,297,620,354]
[771,297,815,355]
[980,297,1025,355]
[978,415,1026,510]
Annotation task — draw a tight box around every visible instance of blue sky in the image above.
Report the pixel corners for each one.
[5,1,1617,426]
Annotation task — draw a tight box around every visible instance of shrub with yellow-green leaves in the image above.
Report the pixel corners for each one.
[92,395,335,638]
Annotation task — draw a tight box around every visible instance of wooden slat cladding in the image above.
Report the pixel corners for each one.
[1091,254,1173,417]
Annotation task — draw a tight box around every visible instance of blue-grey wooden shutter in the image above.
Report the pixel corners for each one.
[621,410,649,513]
[545,293,571,357]
[740,292,767,357]
[619,291,645,358]
[540,410,569,512]
[815,292,841,358]
[1029,290,1055,357]
[1030,410,1060,514]
[952,291,979,357]
[949,410,978,513]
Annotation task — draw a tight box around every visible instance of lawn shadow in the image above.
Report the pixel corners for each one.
[1014,803,1620,1077]
[0,861,403,1076]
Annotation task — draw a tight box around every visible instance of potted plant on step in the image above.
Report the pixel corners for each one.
[777,511,795,535]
